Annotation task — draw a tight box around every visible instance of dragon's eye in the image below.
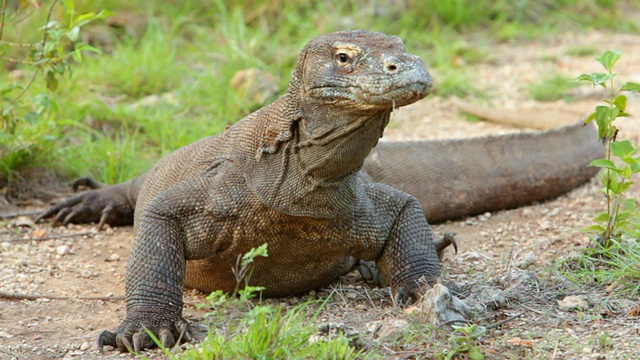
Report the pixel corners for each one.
[337,52,349,63]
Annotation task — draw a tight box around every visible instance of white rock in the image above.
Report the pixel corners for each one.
[56,245,70,255]
[375,318,409,340]
[418,284,471,323]
[557,295,588,311]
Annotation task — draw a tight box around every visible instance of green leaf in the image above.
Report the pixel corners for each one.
[594,105,609,139]
[24,112,39,124]
[590,158,618,171]
[586,225,606,233]
[575,73,592,83]
[606,106,619,123]
[632,157,640,173]
[613,95,627,112]
[590,72,617,87]
[619,181,633,193]
[620,81,640,92]
[616,211,634,222]
[583,111,596,125]
[596,50,622,73]
[594,212,610,223]
[67,26,80,42]
[608,176,622,194]
[77,43,102,54]
[622,198,637,211]
[469,346,484,360]
[470,325,487,338]
[45,70,58,91]
[611,140,636,159]
[62,0,75,13]
[72,50,83,62]
[40,20,60,31]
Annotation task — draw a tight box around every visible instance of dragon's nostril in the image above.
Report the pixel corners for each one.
[386,63,398,72]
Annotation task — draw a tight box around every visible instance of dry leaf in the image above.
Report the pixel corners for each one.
[32,228,46,238]
[404,306,420,314]
[507,337,536,348]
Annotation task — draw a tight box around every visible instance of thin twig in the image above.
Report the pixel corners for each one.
[520,303,562,319]
[0,210,43,219]
[6,231,95,242]
[0,291,124,301]
[484,312,524,329]
[0,0,6,41]
[0,40,35,47]
[9,0,57,105]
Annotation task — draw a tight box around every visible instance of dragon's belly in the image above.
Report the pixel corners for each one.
[184,207,359,297]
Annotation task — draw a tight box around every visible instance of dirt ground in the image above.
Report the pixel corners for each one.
[2,30,640,359]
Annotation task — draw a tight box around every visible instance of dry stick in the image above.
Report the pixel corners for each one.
[0,291,123,301]
[438,312,524,330]
[0,210,44,219]
[519,303,562,319]
[0,0,6,41]
[6,231,96,242]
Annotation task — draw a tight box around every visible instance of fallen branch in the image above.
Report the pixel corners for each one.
[6,231,96,242]
[0,210,44,220]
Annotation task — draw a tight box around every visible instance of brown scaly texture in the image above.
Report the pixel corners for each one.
[37,30,602,353]
[42,30,443,353]
[364,120,601,223]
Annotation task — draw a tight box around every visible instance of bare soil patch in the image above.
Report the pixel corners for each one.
[1,30,640,359]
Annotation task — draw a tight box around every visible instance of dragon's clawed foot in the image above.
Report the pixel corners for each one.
[97,313,192,353]
[37,177,133,230]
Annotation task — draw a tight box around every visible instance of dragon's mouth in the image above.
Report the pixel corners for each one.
[307,67,432,110]
[356,81,432,107]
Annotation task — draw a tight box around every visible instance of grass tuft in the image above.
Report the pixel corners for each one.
[558,237,640,297]
[527,73,577,102]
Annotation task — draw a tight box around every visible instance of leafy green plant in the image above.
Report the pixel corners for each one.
[142,243,366,359]
[558,51,640,297]
[0,0,106,179]
[575,50,640,245]
[437,324,486,360]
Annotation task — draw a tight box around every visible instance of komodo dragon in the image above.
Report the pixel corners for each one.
[37,30,602,353]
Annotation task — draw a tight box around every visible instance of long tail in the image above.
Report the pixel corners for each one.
[363,120,602,223]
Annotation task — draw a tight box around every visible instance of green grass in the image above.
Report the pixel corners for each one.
[1,0,639,185]
[558,237,640,297]
[565,45,599,57]
[527,73,578,102]
[178,302,368,360]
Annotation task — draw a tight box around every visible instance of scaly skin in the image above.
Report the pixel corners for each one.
[38,30,602,354]
[62,30,441,353]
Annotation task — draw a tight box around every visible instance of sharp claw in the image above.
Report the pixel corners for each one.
[159,328,176,349]
[358,261,387,287]
[445,232,458,254]
[62,209,80,225]
[436,232,457,260]
[358,261,373,281]
[97,330,116,353]
[176,320,192,342]
[98,205,114,231]
[73,177,103,191]
[116,333,134,353]
[133,332,155,353]
[393,287,405,306]
[100,317,191,353]
[52,207,72,227]
[35,212,49,223]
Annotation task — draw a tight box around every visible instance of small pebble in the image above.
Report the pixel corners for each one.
[106,253,120,262]
[56,245,70,256]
